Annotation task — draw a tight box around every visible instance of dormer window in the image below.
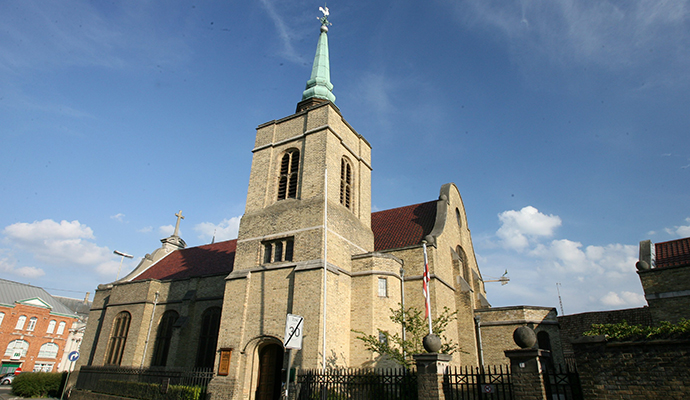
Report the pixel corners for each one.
[278,149,300,200]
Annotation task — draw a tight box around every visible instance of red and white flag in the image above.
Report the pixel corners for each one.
[422,242,432,333]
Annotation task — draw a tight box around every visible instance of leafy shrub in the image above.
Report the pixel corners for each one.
[583,319,690,341]
[11,372,67,398]
[95,379,204,400]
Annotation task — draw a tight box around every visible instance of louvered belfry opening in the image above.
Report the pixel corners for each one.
[278,149,300,200]
[340,157,352,209]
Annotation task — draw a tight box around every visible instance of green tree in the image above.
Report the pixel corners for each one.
[353,304,459,367]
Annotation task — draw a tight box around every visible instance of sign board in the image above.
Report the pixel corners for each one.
[482,384,495,394]
[68,351,80,362]
[11,351,21,360]
[284,314,304,350]
[217,349,232,376]
[14,367,22,375]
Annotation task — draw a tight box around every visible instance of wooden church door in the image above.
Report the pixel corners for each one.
[255,344,284,400]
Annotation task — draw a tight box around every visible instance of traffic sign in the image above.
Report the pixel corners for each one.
[284,314,304,350]
[482,384,495,393]
[68,351,80,362]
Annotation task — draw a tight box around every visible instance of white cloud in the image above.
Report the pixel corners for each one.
[601,291,646,307]
[497,206,561,250]
[194,217,241,242]
[138,226,153,233]
[110,213,125,222]
[667,217,690,237]
[159,225,175,236]
[1,219,121,278]
[481,207,644,313]
[0,256,45,279]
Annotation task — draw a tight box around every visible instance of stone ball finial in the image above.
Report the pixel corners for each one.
[320,25,328,33]
[423,334,442,353]
[636,260,650,271]
[513,326,537,349]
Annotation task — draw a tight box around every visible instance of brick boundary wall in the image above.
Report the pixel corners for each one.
[572,336,690,400]
[558,307,652,357]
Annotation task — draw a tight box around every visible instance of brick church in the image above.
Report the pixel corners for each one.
[75,12,563,400]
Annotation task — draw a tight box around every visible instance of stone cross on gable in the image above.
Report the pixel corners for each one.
[173,210,184,237]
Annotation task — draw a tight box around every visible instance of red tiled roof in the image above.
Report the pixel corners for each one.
[371,201,437,251]
[655,237,690,268]
[133,239,236,281]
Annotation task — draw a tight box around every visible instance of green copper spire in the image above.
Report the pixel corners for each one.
[301,7,335,105]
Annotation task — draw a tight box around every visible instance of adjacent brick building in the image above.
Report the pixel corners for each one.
[0,279,81,374]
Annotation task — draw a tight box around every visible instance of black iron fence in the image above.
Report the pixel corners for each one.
[75,365,214,400]
[295,368,417,400]
[443,365,513,400]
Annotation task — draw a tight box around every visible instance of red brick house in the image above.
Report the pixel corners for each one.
[0,279,80,374]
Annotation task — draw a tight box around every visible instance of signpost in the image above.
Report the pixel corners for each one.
[283,314,304,399]
[60,352,79,400]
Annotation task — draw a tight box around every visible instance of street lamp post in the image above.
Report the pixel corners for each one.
[114,250,134,280]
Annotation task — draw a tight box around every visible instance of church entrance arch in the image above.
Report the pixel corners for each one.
[255,343,284,400]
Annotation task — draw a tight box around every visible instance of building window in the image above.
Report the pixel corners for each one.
[105,311,131,365]
[378,331,388,345]
[340,158,353,209]
[263,238,294,264]
[378,278,388,297]
[4,340,29,359]
[15,315,26,330]
[0,312,4,327]
[27,317,37,331]
[195,307,221,368]
[456,208,462,229]
[277,149,300,200]
[38,343,59,358]
[33,363,54,372]
[46,320,56,334]
[56,321,66,335]
[152,310,179,367]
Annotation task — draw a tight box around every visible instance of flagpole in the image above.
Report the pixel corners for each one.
[322,167,328,370]
[422,241,433,335]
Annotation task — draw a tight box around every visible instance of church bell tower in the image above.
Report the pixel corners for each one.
[213,9,375,397]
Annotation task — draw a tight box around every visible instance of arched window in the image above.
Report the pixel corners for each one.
[340,157,353,209]
[4,340,29,358]
[15,315,26,330]
[537,331,552,351]
[195,307,221,368]
[152,310,179,367]
[105,311,131,365]
[46,320,56,334]
[56,321,66,335]
[27,317,37,331]
[38,343,59,358]
[277,149,300,200]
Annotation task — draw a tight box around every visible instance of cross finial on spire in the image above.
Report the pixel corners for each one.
[173,210,184,237]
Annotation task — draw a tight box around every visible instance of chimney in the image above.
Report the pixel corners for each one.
[84,292,90,304]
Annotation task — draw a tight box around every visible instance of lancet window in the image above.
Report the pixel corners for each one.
[105,311,131,365]
[340,157,353,209]
[277,149,300,200]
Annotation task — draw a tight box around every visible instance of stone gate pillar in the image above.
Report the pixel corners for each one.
[414,353,452,400]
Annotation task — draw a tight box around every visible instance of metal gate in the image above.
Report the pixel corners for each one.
[542,364,583,400]
[443,365,513,400]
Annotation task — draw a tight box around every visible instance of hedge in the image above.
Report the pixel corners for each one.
[11,372,67,398]
[94,379,204,400]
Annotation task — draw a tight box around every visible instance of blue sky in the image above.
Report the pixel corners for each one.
[1,0,688,315]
